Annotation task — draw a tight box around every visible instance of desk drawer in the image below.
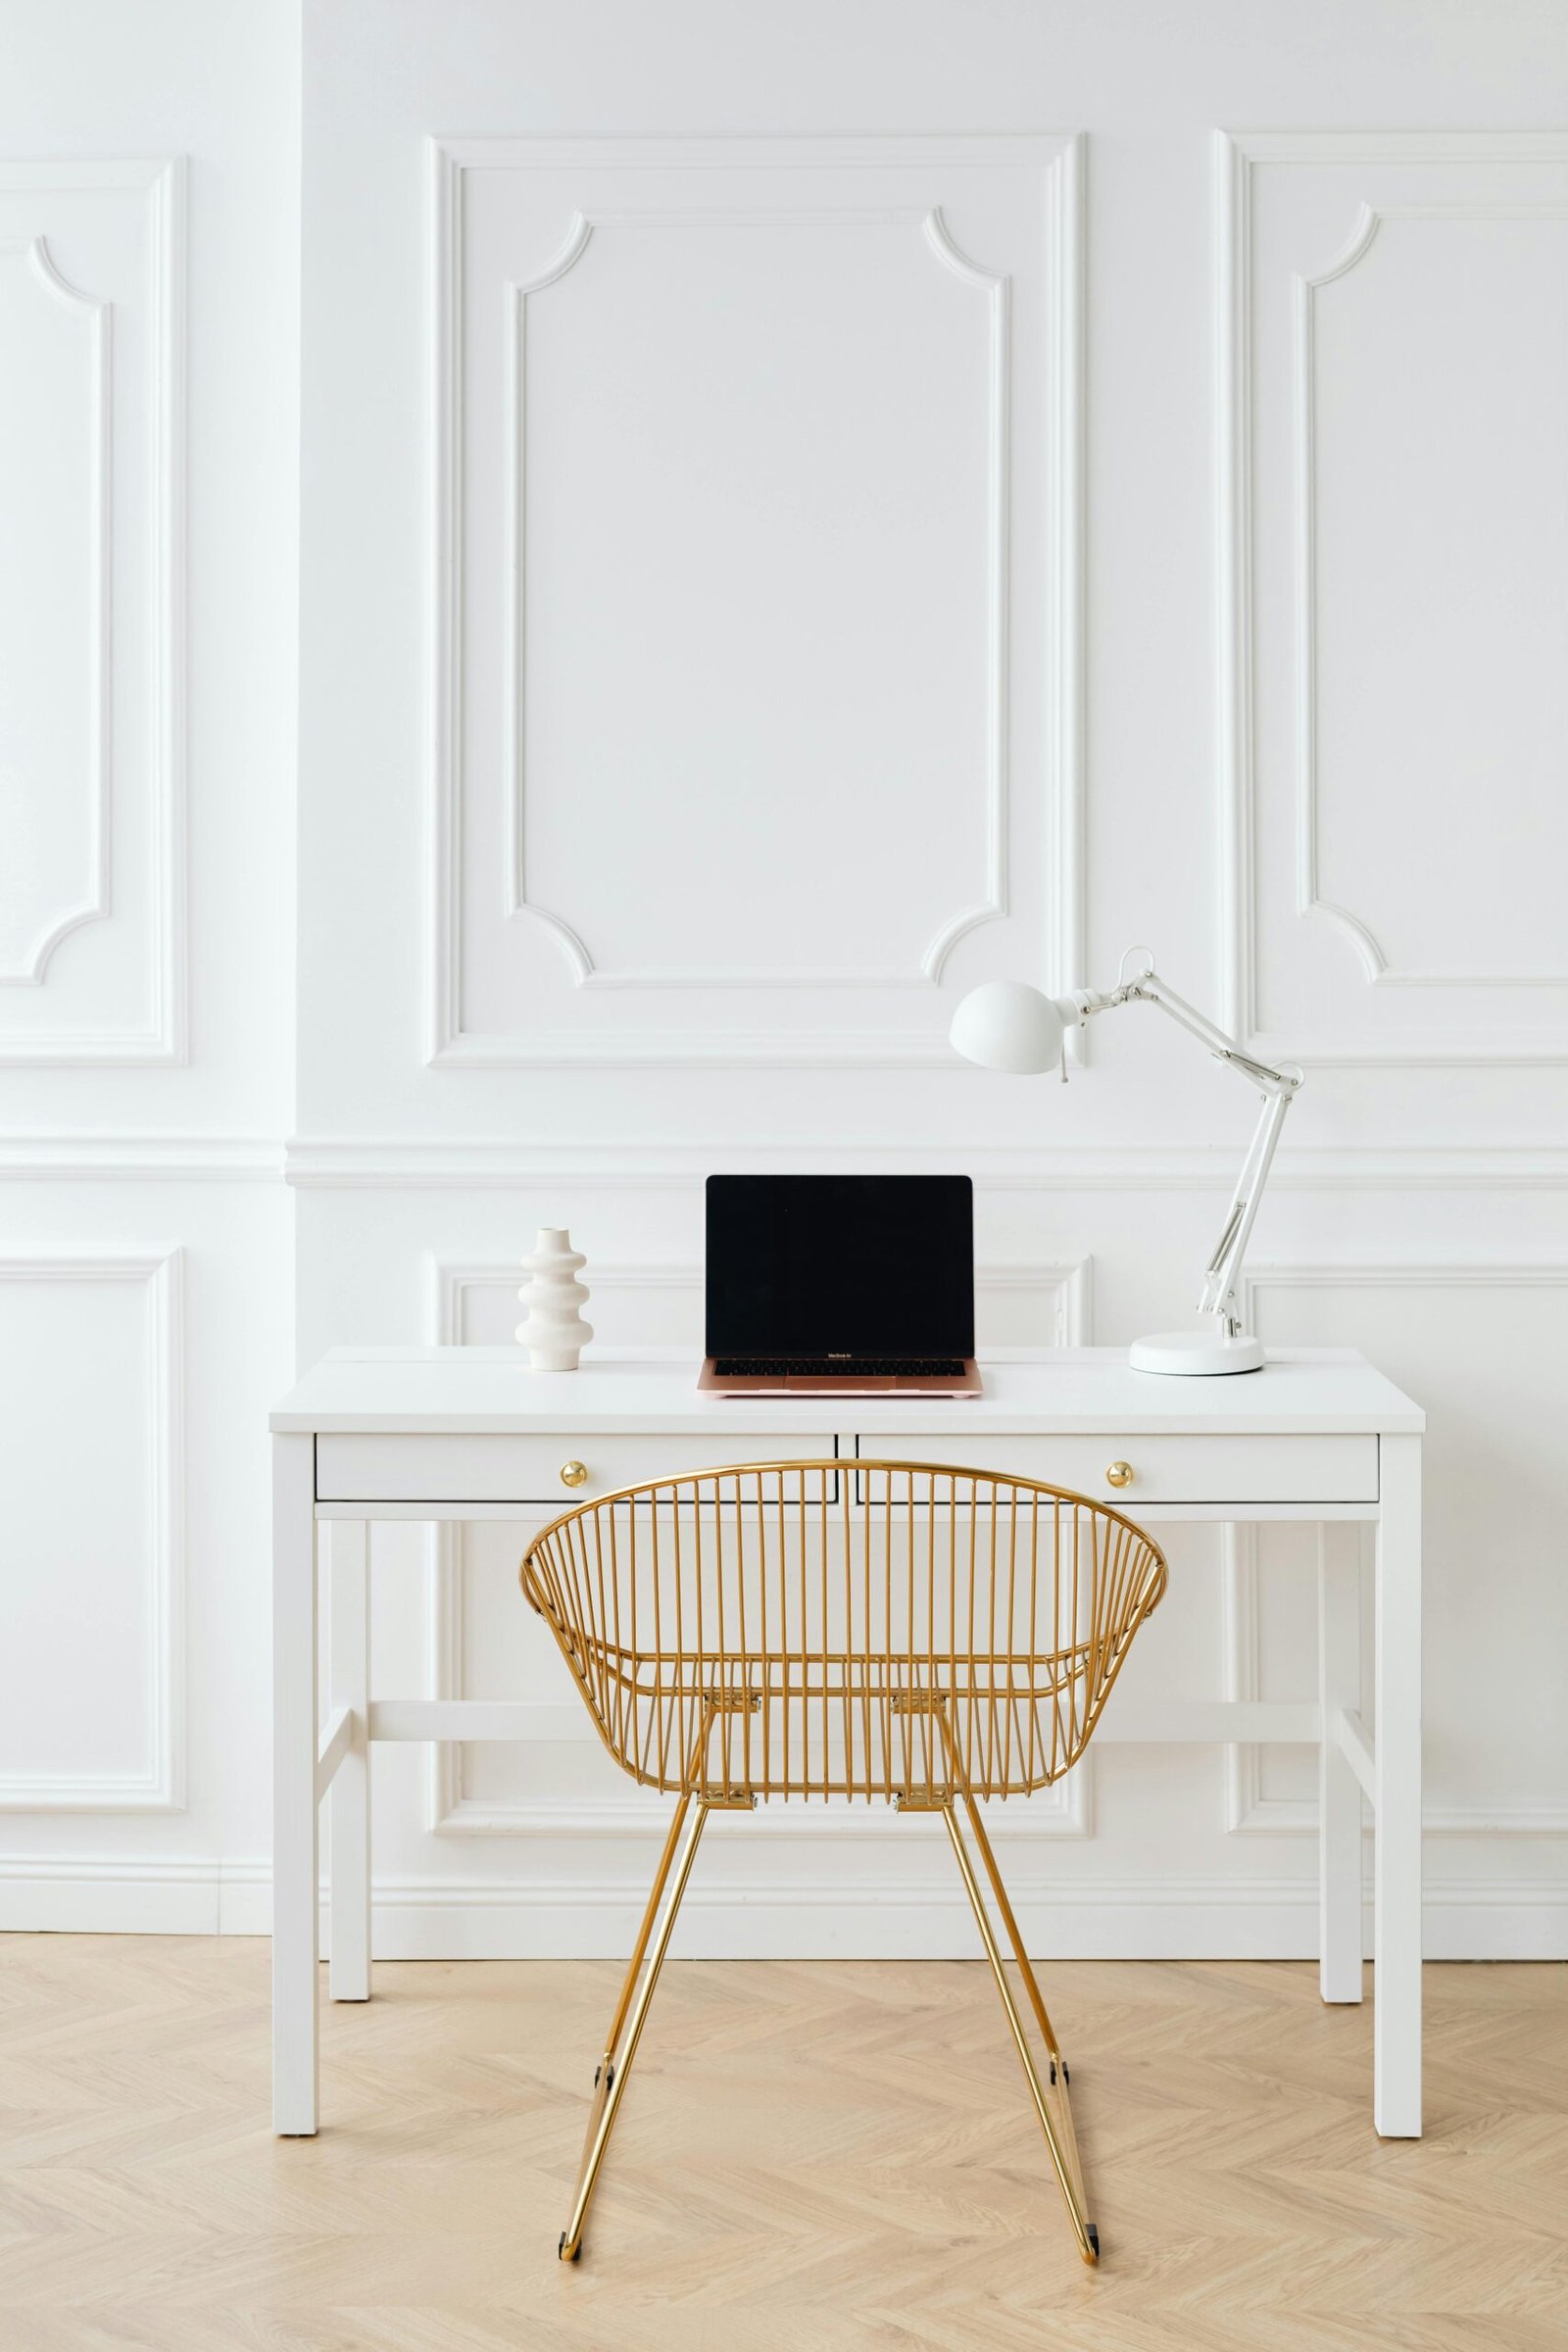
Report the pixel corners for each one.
[858,1433,1378,1505]
[315,1432,837,1505]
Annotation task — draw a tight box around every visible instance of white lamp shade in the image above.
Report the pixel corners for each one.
[950,981,1065,1075]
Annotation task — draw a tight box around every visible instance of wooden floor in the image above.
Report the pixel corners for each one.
[0,1939,1564,2350]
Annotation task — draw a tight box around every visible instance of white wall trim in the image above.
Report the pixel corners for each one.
[0,1250,185,1811]
[3,1853,1561,1959]
[433,133,1091,172]
[501,209,595,989]
[5,1136,1565,1193]
[1214,127,1568,1066]
[419,1251,1093,1839]
[1245,1255,1568,1293]
[358,1871,1567,1964]
[0,157,186,1065]
[1292,201,1382,987]
[0,235,112,987]
[1226,130,1568,166]
[281,1137,1568,1191]
[424,131,1084,1066]
[0,1853,269,1936]
[0,1135,282,1181]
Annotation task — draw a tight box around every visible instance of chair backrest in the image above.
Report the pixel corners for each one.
[520,1459,1166,1804]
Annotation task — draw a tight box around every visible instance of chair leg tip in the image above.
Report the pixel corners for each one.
[1085,2224,1101,2263]
[559,2231,581,2263]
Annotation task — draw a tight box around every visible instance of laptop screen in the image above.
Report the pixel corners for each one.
[705,1175,974,1359]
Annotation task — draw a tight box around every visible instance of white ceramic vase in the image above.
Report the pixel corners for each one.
[515,1227,593,1371]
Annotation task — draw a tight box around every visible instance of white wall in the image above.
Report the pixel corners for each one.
[0,1,298,1931]
[5,0,1567,1956]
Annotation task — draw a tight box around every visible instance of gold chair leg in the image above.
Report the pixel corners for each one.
[596,1785,696,2073]
[954,1786,1093,2230]
[940,1795,1100,2266]
[958,1788,1065,2055]
[558,1788,710,2263]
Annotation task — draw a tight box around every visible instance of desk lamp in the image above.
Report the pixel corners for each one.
[951,948,1302,1376]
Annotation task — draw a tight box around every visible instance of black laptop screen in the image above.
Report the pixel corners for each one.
[705,1175,974,1359]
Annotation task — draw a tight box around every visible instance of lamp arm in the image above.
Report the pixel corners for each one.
[1111,967,1299,1098]
[1073,956,1302,1334]
[1198,1087,1292,1329]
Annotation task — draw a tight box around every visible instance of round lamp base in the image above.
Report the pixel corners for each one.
[1128,1329,1266,1378]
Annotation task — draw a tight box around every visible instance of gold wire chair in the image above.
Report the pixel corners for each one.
[519,1458,1167,2269]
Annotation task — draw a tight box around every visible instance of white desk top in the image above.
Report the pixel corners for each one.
[272,1347,1424,1437]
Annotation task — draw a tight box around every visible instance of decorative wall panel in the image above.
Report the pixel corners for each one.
[0,161,184,1061]
[428,136,1081,1064]
[1216,132,1568,1063]
[0,1253,183,1809]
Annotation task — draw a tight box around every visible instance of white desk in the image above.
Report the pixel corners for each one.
[270,1346,1425,2138]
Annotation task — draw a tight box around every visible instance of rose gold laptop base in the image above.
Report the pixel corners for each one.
[698,1359,982,1396]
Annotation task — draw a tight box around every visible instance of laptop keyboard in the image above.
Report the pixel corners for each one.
[713,1357,968,1379]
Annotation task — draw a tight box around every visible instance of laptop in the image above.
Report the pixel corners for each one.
[699,1174,982,1396]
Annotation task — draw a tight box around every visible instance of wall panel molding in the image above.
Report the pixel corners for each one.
[0,1135,282,1181]
[0,1250,184,1811]
[0,234,111,986]
[0,158,186,1063]
[426,132,1083,1065]
[281,1137,1568,1191]
[1215,129,1568,1065]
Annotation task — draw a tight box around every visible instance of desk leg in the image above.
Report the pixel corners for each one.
[1374,1435,1422,2137]
[272,1433,319,2134]
[1317,1523,1364,2003]
[328,1520,370,2002]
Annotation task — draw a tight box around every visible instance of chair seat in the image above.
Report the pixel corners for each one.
[522,1456,1165,1801]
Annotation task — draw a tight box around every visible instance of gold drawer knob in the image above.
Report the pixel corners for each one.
[1105,1460,1135,1491]
[560,1459,590,1490]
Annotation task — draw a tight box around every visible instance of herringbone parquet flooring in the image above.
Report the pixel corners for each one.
[0,1938,1564,2351]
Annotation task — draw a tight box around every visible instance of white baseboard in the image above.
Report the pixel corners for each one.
[0,1856,270,1936]
[3,1856,1563,1959]
[367,1873,1328,1961]
[364,1875,1568,1963]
